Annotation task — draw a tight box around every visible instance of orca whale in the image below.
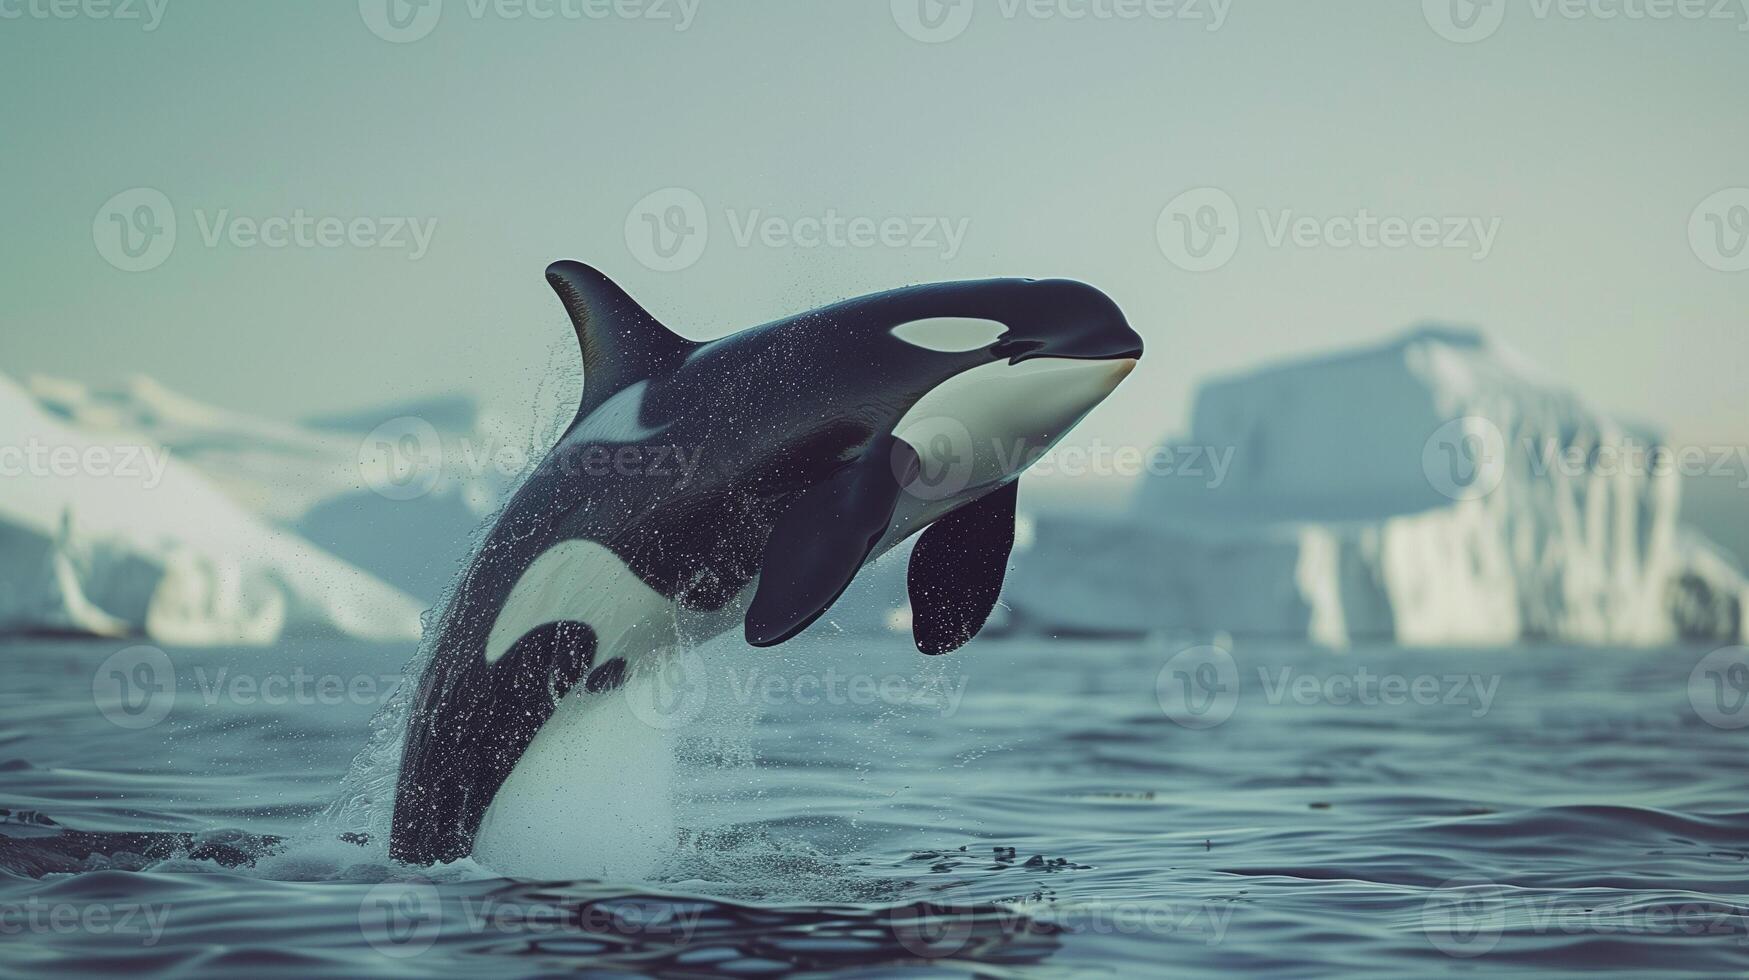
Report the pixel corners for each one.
[390,261,1142,870]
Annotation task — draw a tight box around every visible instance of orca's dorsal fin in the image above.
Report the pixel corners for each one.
[545,261,696,403]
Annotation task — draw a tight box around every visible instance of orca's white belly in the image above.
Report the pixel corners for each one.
[471,540,746,879]
[472,672,679,880]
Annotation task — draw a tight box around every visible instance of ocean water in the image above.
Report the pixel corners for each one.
[2,632,1746,977]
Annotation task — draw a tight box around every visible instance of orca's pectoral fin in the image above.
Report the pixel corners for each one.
[744,435,921,648]
[907,479,1018,655]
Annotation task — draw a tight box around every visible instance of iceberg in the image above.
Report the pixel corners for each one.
[0,373,426,645]
[293,395,520,602]
[26,375,517,603]
[1005,326,1747,647]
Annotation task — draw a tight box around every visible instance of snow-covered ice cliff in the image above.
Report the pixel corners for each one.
[1006,326,1746,647]
[25,375,518,603]
[0,374,427,645]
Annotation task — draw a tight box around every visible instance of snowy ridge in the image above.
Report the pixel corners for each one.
[0,374,426,645]
[26,374,520,603]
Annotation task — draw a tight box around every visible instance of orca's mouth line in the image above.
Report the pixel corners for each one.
[992,335,1146,365]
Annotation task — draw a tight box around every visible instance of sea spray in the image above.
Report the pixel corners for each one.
[305,605,439,865]
[310,378,577,866]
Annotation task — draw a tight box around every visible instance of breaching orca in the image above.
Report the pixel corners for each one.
[390,261,1142,870]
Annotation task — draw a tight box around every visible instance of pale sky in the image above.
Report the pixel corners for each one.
[4,0,1745,461]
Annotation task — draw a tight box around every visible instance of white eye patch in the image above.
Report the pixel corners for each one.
[890,317,1008,353]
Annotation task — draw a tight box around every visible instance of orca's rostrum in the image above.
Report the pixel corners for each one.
[391,261,1142,870]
